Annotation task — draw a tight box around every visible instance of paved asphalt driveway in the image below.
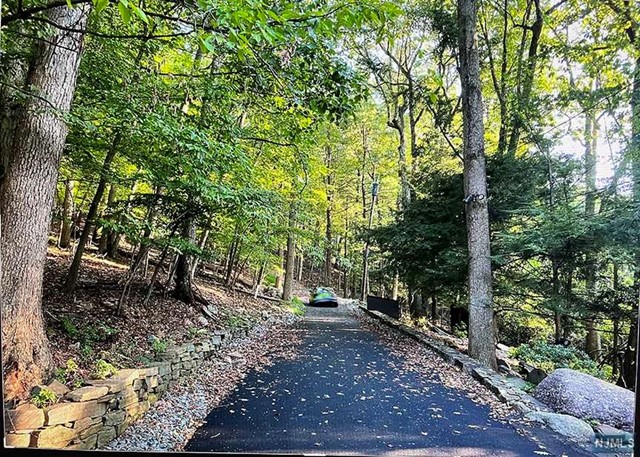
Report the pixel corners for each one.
[185,304,594,456]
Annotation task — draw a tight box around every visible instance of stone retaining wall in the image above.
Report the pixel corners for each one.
[4,327,249,449]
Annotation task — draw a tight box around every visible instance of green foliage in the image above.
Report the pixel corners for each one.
[187,327,208,339]
[7,0,638,391]
[54,358,82,386]
[510,341,606,379]
[80,344,94,359]
[285,296,306,316]
[498,311,552,347]
[59,317,118,347]
[225,315,249,328]
[61,317,78,338]
[30,387,58,408]
[92,359,118,379]
[452,322,468,339]
[151,339,167,356]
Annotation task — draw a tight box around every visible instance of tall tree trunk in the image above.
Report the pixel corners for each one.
[458,0,497,370]
[359,126,369,219]
[360,177,377,301]
[297,253,304,281]
[584,107,600,358]
[60,180,75,249]
[611,264,621,380]
[65,131,120,293]
[98,183,116,255]
[1,5,90,400]
[225,235,240,286]
[116,188,161,315]
[411,290,425,319]
[619,54,640,389]
[174,216,195,304]
[190,228,210,281]
[254,260,267,299]
[324,144,333,286]
[613,318,621,381]
[343,222,349,298]
[552,259,562,342]
[507,0,543,156]
[275,247,284,290]
[563,268,574,341]
[0,46,28,178]
[430,295,438,322]
[282,205,296,301]
[391,272,399,301]
[388,115,410,212]
[105,183,121,258]
[325,210,332,286]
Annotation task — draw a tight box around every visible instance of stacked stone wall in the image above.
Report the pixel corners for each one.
[5,327,249,449]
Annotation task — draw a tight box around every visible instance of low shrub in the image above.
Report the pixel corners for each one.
[30,387,57,408]
[187,327,208,339]
[286,296,306,316]
[225,314,249,328]
[54,358,83,387]
[510,341,606,379]
[92,359,118,379]
[151,338,167,356]
[60,316,118,346]
[452,322,468,339]
[60,317,78,338]
[264,273,277,287]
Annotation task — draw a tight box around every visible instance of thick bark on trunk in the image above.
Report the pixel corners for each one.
[173,216,196,304]
[458,0,497,370]
[282,205,296,301]
[60,180,75,248]
[0,41,28,179]
[65,132,120,293]
[1,5,90,400]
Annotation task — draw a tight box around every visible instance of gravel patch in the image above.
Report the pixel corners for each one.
[106,313,302,451]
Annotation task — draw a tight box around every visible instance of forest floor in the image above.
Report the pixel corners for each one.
[41,245,299,386]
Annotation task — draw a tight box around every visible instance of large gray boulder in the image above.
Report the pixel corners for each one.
[525,411,595,442]
[533,368,634,430]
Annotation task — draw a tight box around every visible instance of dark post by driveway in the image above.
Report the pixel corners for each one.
[185,304,594,456]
